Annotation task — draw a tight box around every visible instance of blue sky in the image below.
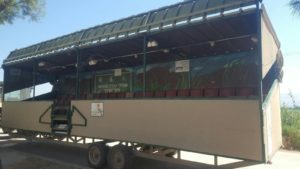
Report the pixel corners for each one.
[0,0,299,104]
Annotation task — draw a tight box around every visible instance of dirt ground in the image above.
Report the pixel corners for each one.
[5,157,81,169]
[0,148,83,169]
[1,133,300,169]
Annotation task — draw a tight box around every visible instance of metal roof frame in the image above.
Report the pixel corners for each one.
[3,0,257,66]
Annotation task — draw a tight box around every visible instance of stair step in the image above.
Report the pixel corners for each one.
[53,124,69,130]
[53,106,69,111]
[53,131,68,135]
[52,115,68,121]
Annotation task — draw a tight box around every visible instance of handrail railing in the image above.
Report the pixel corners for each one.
[71,105,87,127]
[39,104,53,125]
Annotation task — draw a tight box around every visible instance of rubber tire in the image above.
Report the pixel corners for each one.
[87,142,108,169]
[107,145,133,169]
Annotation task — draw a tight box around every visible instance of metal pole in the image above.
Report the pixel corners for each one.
[32,64,36,100]
[76,49,81,99]
[188,60,191,89]
[2,68,6,102]
[177,150,181,159]
[256,0,266,163]
[214,155,218,166]
[143,35,147,95]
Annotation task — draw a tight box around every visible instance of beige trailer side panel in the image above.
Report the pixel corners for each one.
[263,81,282,160]
[71,99,262,161]
[2,101,52,133]
[261,11,280,78]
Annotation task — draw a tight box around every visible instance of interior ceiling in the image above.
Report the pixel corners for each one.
[14,11,258,76]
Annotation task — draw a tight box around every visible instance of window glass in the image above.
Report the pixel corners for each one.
[146,61,189,91]
[191,51,258,88]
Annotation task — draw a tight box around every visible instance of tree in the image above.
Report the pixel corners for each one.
[0,0,45,25]
[290,0,300,16]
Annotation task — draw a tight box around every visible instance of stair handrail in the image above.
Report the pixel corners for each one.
[71,105,87,127]
[39,104,53,124]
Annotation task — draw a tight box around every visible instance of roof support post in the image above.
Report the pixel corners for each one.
[2,67,7,102]
[143,35,147,96]
[256,0,266,163]
[76,49,81,99]
[32,63,36,100]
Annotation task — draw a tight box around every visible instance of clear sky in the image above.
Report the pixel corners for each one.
[0,0,299,104]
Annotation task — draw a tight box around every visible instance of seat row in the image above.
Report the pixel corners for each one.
[55,87,257,104]
[92,87,257,99]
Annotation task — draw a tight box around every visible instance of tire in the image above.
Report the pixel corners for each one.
[107,145,133,169]
[87,142,108,169]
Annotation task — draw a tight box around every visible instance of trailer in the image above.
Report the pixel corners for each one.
[1,0,283,169]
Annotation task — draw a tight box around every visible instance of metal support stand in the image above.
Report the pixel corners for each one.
[214,155,218,166]
[177,150,181,159]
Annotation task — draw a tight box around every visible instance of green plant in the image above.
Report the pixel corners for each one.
[281,106,300,150]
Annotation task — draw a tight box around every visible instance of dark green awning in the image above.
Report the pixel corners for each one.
[3,0,257,66]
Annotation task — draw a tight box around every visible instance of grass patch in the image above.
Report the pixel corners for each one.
[281,107,300,150]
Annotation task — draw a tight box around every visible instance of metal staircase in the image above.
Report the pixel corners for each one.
[51,105,71,135]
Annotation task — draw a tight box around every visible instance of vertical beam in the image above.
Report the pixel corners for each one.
[2,68,7,102]
[143,35,147,95]
[188,60,191,89]
[214,155,218,166]
[177,150,181,159]
[32,64,36,100]
[256,0,266,163]
[76,49,81,99]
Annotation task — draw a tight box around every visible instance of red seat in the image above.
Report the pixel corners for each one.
[93,93,100,99]
[203,88,219,97]
[190,89,203,97]
[117,92,125,98]
[154,91,166,98]
[108,93,117,98]
[166,90,177,97]
[125,92,134,98]
[219,87,235,97]
[80,94,87,100]
[134,92,144,98]
[236,87,255,96]
[177,89,190,97]
[145,91,154,98]
[99,93,108,99]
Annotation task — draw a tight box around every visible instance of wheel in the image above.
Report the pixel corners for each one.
[87,142,108,169]
[107,145,133,169]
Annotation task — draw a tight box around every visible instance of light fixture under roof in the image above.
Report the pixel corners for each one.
[147,40,158,48]
[38,61,46,67]
[88,58,98,66]
[163,49,170,53]
[251,36,258,43]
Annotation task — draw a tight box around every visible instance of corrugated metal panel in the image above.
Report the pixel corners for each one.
[3,0,256,65]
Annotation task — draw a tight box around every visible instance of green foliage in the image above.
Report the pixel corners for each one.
[290,0,300,16]
[281,106,300,150]
[0,0,45,25]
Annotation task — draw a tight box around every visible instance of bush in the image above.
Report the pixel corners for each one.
[281,107,300,150]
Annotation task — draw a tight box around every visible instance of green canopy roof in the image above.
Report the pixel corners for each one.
[3,0,257,66]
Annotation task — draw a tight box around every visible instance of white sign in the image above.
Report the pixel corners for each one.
[91,103,104,117]
[114,69,122,76]
[175,60,190,72]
